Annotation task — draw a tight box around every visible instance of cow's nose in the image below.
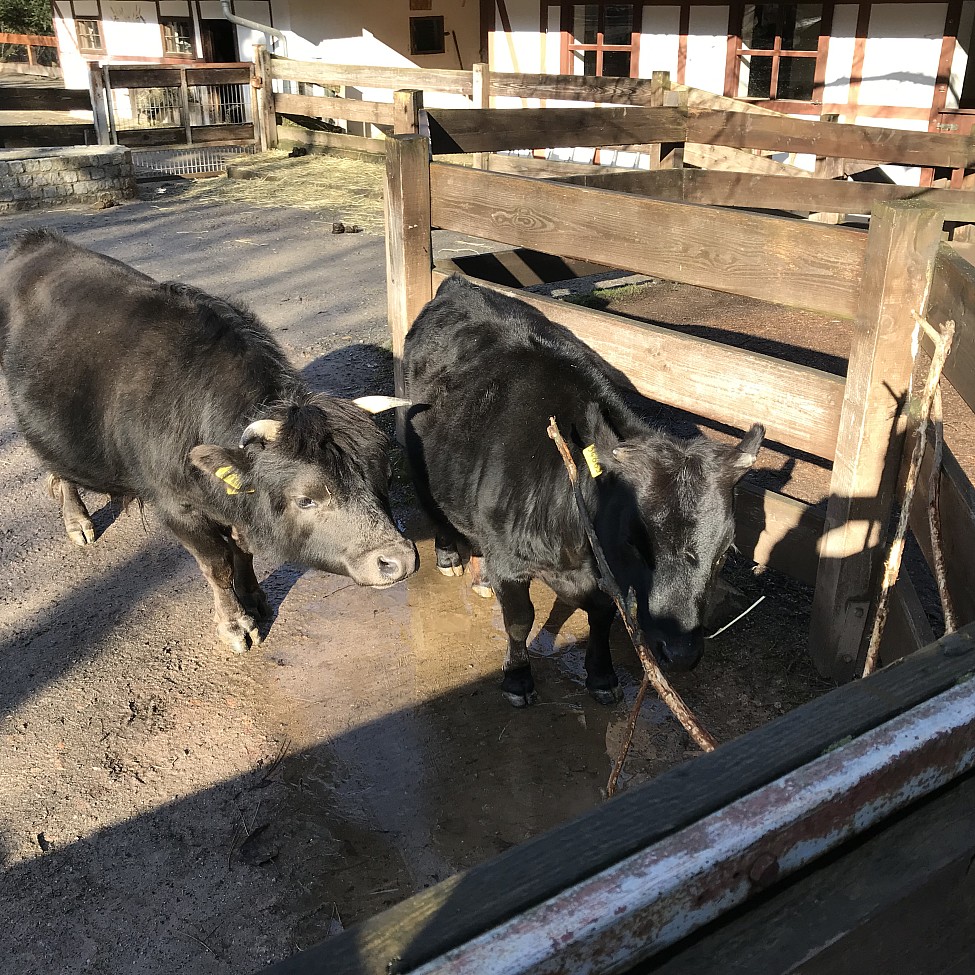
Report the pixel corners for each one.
[378,547,419,581]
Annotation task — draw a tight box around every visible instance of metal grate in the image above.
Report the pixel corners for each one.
[131,144,258,177]
[110,83,251,130]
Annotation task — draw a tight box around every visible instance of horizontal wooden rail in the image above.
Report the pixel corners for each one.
[927,243,975,414]
[277,125,386,154]
[274,91,394,127]
[104,64,251,88]
[688,109,975,169]
[427,106,685,153]
[116,122,253,147]
[0,32,57,46]
[684,143,811,177]
[270,56,471,96]
[430,269,844,458]
[681,171,975,220]
[488,72,659,105]
[429,163,866,320]
[0,87,91,112]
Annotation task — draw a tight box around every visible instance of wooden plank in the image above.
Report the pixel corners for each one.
[688,109,975,169]
[809,203,944,681]
[556,167,686,199]
[927,243,975,414]
[178,68,192,146]
[909,442,975,626]
[255,624,975,975]
[651,771,975,975]
[425,106,687,153]
[385,135,433,440]
[276,125,386,156]
[183,122,252,143]
[274,91,395,127]
[677,84,790,117]
[428,271,844,459]
[270,57,472,96]
[392,89,423,136]
[88,61,110,146]
[0,87,91,112]
[488,71,658,105]
[433,251,615,289]
[105,66,184,89]
[254,45,277,151]
[483,154,635,179]
[183,66,251,85]
[429,163,867,320]
[683,142,812,177]
[682,170,975,220]
[114,126,186,147]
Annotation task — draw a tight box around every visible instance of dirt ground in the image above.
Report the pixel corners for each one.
[0,158,950,974]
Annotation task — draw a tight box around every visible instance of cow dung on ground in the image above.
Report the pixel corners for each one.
[0,167,958,975]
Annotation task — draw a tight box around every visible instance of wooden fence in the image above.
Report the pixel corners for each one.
[0,32,58,69]
[382,121,975,685]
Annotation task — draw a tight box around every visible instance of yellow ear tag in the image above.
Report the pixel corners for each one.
[214,464,254,496]
[583,444,603,478]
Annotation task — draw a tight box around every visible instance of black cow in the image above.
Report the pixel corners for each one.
[404,275,763,707]
[0,231,417,653]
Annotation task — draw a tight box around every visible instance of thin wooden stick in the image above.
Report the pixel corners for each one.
[546,417,717,796]
[607,676,651,797]
[861,316,955,677]
[927,383,958,634]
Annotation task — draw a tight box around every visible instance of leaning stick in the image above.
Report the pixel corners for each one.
[927,383,958,634]
[861,316,955,678]
[546,417,717,796]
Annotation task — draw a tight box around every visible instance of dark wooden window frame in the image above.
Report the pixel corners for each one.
[725,2,834,107]
[551,3,642,78]
[159,16,196,59]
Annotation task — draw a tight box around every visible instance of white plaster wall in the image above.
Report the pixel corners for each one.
[947,0,975,110]
[823,4,858,104]
[685,6,728,94]
[859,3,946,108]
[52,1,90,90]
[639,5,680,80]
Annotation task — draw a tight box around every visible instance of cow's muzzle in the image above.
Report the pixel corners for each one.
[647,625,704,672]
[350,540,419,588]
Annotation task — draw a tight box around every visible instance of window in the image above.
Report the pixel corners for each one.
[410,16,445,56]
[559,4,637,77]
[161,17,194,57]
[75,18,103,53]
[733,3,823,101]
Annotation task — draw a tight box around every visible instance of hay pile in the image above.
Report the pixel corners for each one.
[179,150,387,234]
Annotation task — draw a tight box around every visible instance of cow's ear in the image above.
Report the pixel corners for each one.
[724,423,765,481]
[189,445,255,495]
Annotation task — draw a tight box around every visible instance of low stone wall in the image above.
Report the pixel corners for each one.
[0,145,137,213]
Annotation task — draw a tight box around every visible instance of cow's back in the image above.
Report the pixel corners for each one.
[0,231,294,498]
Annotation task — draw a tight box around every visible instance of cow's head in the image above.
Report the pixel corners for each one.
[190,393,418,587]
[587,409,764,671]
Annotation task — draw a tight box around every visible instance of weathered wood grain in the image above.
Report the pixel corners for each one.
[273,91,395,127]
[927,243,975,414]
[270,57,471,96]
[429,163,866,319]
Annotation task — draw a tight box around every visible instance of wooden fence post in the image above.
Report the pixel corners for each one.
[254,44,278,151]
[392,89,424,135]
[647,70,671,170]
[178,66,193,145]
[660,84,687,170]
[472,61,490,169]
[88,61,111,145]
[384,134,433,441]
[811,113,843,224]
[809,202,943,681]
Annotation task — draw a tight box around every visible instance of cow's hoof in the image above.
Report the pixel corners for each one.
[471,582,495,598]
[218,617,261,655]
[501,666,537,707]
[238,587,273,621]
[436,548,463,576]
[65,518,96,546]
[587,682,624,706]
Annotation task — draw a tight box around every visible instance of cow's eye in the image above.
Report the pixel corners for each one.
[294,496,317,509]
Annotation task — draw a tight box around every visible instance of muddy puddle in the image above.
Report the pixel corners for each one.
[255,518,828,938]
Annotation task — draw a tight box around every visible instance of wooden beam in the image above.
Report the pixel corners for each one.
[683,143,812,177]
[0,87,92,112]
[678,171,975,220]
[556,168,686,199]
[88,61,110,146]
[392,89,423,136]
[927,243,975,414]
[273,91,395,127]
[254,45,277,151]
[385,135,433,439]
[809,203,944,681]
[687,109,975,169]
[425,106,687,153]
[276,125,386,156]
[483,154,634,179]
[487,71,658,105]
[270,57,472,97]
[428,163,867,319]
[429,271,844,459]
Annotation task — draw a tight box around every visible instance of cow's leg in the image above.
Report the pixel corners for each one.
[584,595,624,705]
[495,578,538,707]
[162,511,260,654]
[469,554,494,598]
[46,473,95,546]
[434,526,464,577]
[227,531,272,621]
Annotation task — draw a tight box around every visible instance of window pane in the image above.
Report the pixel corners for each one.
[778,56,816,98]
[601,50,631,77]
[604,5,633,45]
[163,20,193,55]
[741,4,777,51]
[740,54,773,98]
[573,5,599,44]
[583,49,597,75]
[783,4,821,51]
